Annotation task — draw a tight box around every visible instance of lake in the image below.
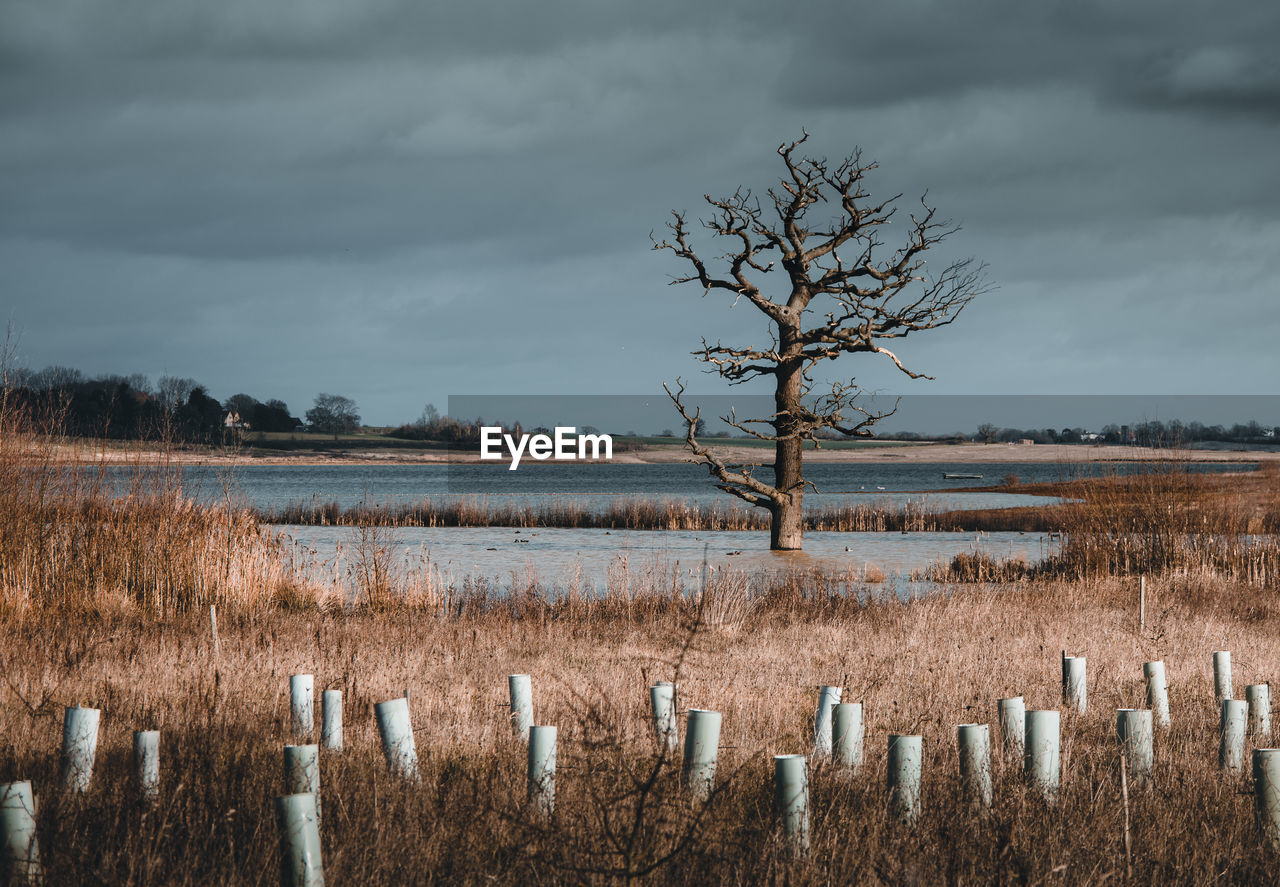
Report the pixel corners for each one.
[143,460,1248,591]
[168,460,1162,512]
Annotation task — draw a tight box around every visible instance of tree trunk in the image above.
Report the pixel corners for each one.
[771,351,805,551]
[769,492,804,550]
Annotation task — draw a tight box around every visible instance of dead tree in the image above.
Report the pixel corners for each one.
[654,133,987,550]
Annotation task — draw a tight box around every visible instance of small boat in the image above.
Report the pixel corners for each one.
[943,472,983,479]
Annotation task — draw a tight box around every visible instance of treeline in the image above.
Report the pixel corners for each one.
[876,420,1280,446]
[1111,420,1280,446]
[961,420,1280,447]
[3,365,301,444]
[390,404,522,446]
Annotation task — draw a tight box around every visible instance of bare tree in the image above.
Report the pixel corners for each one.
[654,133,987,550]
[306,392,361,438]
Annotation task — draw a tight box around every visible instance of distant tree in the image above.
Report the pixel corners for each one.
[158,376,200,413]
[306,393,361,438]
[176,387,224,443]
[29,365,83,391]
[125,373,152,396]
[661,429,674,438]
[976,423,998,444]
[252,399,301,433]
[223,393,259,418]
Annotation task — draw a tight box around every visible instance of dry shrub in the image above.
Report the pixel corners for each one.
[935,550,1032,583]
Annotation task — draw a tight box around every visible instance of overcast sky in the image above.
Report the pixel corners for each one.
[3,1,1278,425]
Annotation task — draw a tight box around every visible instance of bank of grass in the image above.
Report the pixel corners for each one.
[930,460,1280,585]
[3,575,1280,883]
[265,494,1016,533]
[0,398,322,618]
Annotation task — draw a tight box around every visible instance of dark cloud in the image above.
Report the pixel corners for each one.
[1,0,1278,423]
[777,2,1280,120]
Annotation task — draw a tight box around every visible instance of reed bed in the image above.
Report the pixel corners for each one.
[1044,461,1280,583]
[263,494,1034,533]
[921,460,1280,588]
[0,402,318,618]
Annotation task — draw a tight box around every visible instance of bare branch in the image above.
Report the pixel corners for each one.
[650,210,785,323]
[694,337,780,384]
[662,381,781,508]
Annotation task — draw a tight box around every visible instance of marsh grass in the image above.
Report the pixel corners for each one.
[263,494,999,533]
[928,458,1280,586]
[1046,459,1280,583]
[0,390,319,618]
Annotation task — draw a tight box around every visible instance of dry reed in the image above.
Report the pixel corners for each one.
[0,387,318,617]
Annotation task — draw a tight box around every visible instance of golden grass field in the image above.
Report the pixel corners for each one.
[3,575,1279,884]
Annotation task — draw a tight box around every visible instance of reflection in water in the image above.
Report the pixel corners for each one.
[277,525,1057,598]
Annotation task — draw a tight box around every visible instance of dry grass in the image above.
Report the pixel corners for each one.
[1,577,1279,883]
[264,493,1037,534]
[923,460,1280,588]
[1043,461,1280,583]
[0,395,320,618]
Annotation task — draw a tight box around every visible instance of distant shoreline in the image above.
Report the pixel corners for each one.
[59,439,1280,467]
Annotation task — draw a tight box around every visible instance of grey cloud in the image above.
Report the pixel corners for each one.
[2,0,1278,423]
[774,0,1280,123]
[1125,45,1280,119]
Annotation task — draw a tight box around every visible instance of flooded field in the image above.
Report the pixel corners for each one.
[277,524,1056,595]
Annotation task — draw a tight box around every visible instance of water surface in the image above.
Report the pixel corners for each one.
[278,524,1055,595]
